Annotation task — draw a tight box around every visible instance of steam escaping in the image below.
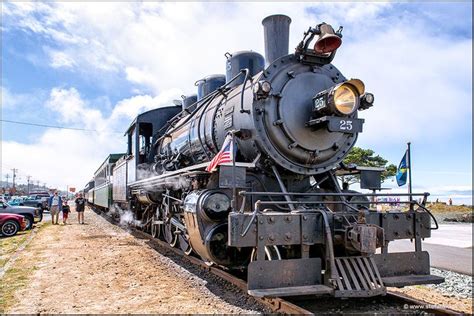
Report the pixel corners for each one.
[109,204,143,228]
[134,163,192,192]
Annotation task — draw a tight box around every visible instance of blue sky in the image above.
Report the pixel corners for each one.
[1,2,472,204]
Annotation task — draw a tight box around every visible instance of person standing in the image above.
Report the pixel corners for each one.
[48,191,62,225]
[75,193,86,224]
[62,199,70,224]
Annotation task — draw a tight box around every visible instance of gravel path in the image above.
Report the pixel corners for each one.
[428,268,472,299]
[8,207,266,314]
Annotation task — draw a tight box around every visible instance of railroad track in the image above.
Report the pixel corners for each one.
[95,208,460,315]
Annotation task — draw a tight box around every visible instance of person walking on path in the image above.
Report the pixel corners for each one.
[48,191,62,225]
[75,193,86,224]
[62,199,70,224]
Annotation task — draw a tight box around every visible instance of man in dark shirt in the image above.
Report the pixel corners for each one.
[75,193,86,224]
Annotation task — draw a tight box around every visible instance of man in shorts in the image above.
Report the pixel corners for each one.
[75,193,86,224]
[48,191,62,225]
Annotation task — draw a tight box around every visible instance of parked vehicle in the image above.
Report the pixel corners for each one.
[9,197,25,206]
[22,193,50,212]
[0,213,26,237]
[0,200,42,229]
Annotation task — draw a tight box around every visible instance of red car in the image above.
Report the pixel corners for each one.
[0,213,26,237]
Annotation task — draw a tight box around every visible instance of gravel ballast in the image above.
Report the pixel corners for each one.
[428,267,473,299]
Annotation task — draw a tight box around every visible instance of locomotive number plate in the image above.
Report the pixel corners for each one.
[327,117,364,133]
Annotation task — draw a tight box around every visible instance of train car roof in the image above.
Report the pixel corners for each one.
[124,105,182,135]
[93,153,126,176]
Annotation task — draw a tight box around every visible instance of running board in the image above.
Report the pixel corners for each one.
[373,251,445,287]
[249,285,333,298]
[382,275,444,287]
[248,258,324,297]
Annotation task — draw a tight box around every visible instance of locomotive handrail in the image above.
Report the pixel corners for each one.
[412,201,439,230]
[240,200,262,237]
[250,200,361,213]
[240,68,251,114]
[239,191,430,197]
[316,208,338,287]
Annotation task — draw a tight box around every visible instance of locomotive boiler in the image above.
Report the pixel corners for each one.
[89,15,444,298]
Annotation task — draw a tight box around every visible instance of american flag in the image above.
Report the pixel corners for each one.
[206,134,234,172]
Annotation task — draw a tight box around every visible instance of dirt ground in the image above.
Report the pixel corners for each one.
[5,208,265,314]
[389,287,472,314]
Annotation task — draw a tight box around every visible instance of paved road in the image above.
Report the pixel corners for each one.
[389,223,472,275]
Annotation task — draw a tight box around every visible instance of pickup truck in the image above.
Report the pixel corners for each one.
[22,194,50,211]
[0,200,42,229]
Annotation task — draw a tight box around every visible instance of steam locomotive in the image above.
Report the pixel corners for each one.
[85,15,444,298]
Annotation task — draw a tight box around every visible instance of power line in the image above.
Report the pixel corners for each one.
[1,119,122,134]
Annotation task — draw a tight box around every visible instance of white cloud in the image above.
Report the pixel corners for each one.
[109,88,182,122]
[1,87,27,108]
[45,87,104,131]
[2,2,392,94]
[46,49,76,68]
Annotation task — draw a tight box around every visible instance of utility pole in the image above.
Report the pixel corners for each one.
[43,183,47,190]
[36,180,40,190]
[27,175,32,195]
[11,168,18,189]
[5,174,10,187]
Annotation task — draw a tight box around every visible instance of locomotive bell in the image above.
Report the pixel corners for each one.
[314,23,342,54]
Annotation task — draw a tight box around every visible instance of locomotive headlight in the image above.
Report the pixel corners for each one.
[333,84,359,115]
[202,192,231,221]
[253,80,271,98]
[359,92,375,110]
[312,79,365,117]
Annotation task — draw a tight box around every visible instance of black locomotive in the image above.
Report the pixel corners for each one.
[85,15,444,298]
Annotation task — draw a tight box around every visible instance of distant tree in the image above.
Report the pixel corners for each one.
[339,147,397,185]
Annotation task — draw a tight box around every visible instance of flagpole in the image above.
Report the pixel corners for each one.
[231,132,237,211]
[407,142,413,203]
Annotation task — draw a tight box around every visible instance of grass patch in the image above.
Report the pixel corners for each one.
[0,264,38,313]
[0,232,30,269]
[0,221,49,313]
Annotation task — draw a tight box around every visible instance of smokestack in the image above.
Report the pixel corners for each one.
[262,14,292,66]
